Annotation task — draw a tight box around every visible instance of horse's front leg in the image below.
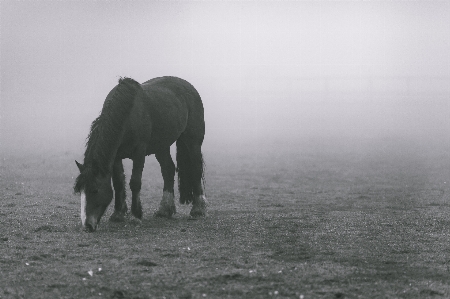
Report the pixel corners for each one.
[109,159,128,222]
[129,154,145,220]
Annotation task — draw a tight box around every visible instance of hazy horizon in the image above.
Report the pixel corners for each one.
[1,1,449,156]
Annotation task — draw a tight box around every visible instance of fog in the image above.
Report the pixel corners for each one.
[1,1,449,157]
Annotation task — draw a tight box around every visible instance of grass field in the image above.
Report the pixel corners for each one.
[1,137,449,298]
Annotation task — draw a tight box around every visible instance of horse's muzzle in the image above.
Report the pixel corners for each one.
[84,216,98,232]
[84,223,97,232]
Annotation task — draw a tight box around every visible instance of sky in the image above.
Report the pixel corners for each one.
[1,0,449,155]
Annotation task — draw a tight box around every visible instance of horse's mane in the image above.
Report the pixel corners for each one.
[74,77,140,193]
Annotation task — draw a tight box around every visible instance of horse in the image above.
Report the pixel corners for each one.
[74,76,207,232]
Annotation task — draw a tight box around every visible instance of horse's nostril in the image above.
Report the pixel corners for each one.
[84,223,96,232]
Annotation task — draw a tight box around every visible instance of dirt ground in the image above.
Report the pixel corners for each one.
[1,137,449,298]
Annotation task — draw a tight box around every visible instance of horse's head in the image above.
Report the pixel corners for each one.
[74,160,113,232]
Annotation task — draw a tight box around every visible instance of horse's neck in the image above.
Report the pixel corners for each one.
[85,129,124,174]
[85,79,138,170]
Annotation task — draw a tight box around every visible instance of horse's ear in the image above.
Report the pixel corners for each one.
[75,160,84,172]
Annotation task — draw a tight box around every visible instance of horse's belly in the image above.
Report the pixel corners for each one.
[146,121,187,154]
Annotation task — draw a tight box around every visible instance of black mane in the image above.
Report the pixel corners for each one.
[74,77,140,193]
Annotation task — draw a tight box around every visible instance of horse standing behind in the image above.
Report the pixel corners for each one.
[74,76,207,232]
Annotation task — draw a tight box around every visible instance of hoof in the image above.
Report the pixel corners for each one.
[154,191,176,218]
[154,205,176,218]
[189,207,207,218]
[190,195,207,218]
[131,208,143,220]
[131,202,143,220]
[130,216,142,226]
[109,211,126,222]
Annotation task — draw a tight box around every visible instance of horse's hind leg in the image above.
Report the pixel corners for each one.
[154,147,176,218]
[110,159,128,222]
[189,142,207,217]
[177,138,207,217]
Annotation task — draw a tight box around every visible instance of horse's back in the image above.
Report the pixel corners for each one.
[141,77,201,104]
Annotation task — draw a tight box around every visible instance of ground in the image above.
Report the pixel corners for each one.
[1,137,449,299]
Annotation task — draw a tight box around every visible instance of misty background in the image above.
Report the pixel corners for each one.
[1,1,449,157]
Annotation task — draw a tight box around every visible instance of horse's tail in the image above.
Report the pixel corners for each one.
[176,139,205,204]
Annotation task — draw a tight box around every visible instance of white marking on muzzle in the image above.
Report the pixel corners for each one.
[80,191,86,226]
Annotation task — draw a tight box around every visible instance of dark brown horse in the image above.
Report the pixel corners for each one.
[74,76,206,232]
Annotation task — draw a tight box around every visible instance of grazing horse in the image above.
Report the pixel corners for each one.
[74,76,207,232]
